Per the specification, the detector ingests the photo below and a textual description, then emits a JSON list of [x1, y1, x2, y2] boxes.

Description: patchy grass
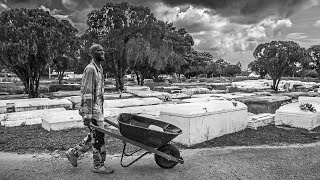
[[178, 125, 320, 149], [0, 124, 134, 155], [1, 124, 320, 155]]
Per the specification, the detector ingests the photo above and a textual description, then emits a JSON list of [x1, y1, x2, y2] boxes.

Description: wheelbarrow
[[89, 113, 184, 169]]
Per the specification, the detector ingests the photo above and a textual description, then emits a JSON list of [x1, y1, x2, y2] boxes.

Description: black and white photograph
[[1, 0, 320, 179]]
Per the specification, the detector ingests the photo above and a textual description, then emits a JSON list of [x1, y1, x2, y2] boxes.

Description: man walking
[[65, 44, 114, 174]]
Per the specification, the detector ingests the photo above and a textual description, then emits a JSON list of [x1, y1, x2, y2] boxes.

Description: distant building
[[248, 72, 260, 78]]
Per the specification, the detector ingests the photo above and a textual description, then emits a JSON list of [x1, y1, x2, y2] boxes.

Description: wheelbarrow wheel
[[154, 144, 180, 169]]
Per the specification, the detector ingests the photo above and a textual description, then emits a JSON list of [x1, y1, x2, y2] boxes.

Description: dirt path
[[2, 144, 320, 180]]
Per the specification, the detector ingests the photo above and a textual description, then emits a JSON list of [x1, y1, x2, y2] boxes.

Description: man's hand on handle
[[83, 118, 91, 126]]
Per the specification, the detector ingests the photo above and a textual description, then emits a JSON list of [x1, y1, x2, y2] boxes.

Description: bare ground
[[1, 124, 320, 155]]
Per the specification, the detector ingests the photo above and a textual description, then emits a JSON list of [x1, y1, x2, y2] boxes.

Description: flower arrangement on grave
[[299, 103, 317, 112]]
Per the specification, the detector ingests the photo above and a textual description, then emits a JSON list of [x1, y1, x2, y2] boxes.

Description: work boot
[[91, 165, 114, 174], [65, 148, 78, 167]]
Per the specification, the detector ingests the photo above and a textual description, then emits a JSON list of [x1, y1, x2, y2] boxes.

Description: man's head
[[89, 44, 105, 62]]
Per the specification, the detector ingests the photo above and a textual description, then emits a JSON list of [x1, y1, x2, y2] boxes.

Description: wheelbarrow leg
[[122, 142, 143, 156], [120, 143, 150, 167]]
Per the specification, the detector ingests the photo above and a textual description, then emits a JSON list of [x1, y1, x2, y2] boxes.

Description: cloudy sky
[[1, 0, 320, 69]]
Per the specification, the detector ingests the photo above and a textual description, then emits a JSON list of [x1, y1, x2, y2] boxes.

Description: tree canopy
[[84, 2, 158, 90], [253, 41, 305, 91], [307, 45, 320, 79], [0, 8, 78, 97]]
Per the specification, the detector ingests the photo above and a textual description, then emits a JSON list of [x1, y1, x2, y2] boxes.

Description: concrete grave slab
[[169, 93, 191, 99], [182, 97, 225, 103], [42, 110, 84, 131], [181, 88, 210, 95], [247, 113, 275, 130], [104, 103, 179, 123], [191, 94, 217, 98], [280, 92, 308, 100], [172, 82, 207, 86], [206, 83, 232, 90], [209, 93, 253, 100], [0, 108, 66, 127], [275, 102, 320, 130], [232, 80, 272, 90], [234, 95, 292, 114], [299, 96, 320, 104], [124, 86, 150, 92], [104, 97, 163, 108], [0, 98, 50, 113], [51, 91, 81, 98], [0, 98, 50, 104], [14, 98, 72, 112], [128, 90, 170, 99], [153, 86, 181, 93], [159, 100, 248, 147], [71, 93, 134, 109], [104, 93, 134, 99]]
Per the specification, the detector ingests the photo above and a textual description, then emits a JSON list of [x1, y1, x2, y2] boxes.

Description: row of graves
[[1, 79, 320, 147]]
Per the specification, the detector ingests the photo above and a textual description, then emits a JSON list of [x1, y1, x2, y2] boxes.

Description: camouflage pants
[[72, 119, 106, 167]]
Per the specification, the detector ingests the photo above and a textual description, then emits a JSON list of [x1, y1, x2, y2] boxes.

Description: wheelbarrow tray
[[89, 113, 184, 168], [117, 113, 182, 148]]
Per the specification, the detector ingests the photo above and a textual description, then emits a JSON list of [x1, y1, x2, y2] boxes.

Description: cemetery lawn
[[1, 124, 320, 155]]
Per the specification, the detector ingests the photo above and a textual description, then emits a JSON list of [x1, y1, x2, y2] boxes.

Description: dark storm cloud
[[160, 0, 318, 24], [2, 0, 36, 9], [6, 0, 33, 4], [58, 0, 160, 10], [54, 0, 166, 34]]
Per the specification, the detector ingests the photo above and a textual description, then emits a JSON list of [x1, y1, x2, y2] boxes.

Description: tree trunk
[[272, 78, 277, 91], [275, 78, 281, 92], [58, 70, 65, 84], [114, 52, 125, 91], [115, 69, 125, 91], [135, 71, 141, 85], [141, 73, 145, 86], [23, 77, 39, 98], [153, 71, 159, 82]]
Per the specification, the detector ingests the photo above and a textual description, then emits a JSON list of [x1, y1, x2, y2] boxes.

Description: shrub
[[304, 70, 318, 78]]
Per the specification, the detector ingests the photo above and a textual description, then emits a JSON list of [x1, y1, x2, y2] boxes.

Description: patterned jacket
[[79, 60, 104, 121]]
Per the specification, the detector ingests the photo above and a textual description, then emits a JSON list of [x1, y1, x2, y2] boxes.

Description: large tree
[[307, 45, 320, 79], [0, 8, 79, 97], [253, 41, 305, 91], [85, 2, 157, 91], [126, 22, 195, 82], [51, 20, 80, 84], [183, 50, 212, 78], [126, 21, 171, 85], [165, 24, 194, 77]]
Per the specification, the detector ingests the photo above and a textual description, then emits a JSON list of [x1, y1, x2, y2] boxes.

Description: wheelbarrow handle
[[104, 117, 119, 129]]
